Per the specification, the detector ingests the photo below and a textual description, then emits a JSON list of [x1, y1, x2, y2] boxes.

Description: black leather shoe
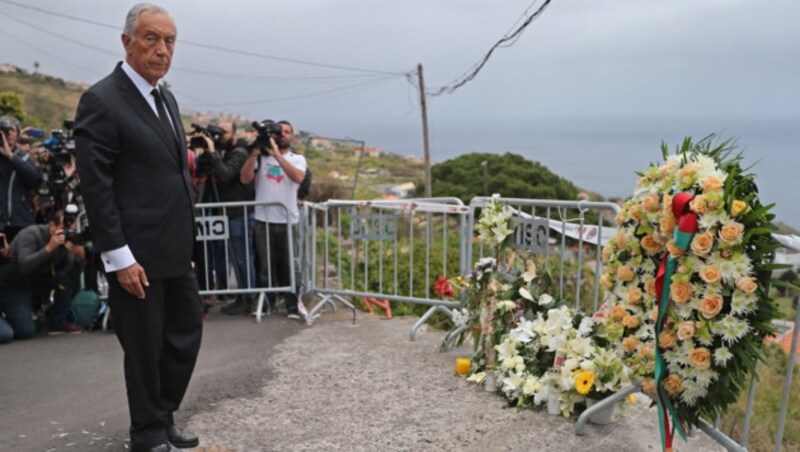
[[167, 425, 199, 449], [221, 299, 249, 316]]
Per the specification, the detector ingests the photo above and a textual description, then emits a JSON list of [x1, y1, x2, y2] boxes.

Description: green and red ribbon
[[653, 191, 695, 451]]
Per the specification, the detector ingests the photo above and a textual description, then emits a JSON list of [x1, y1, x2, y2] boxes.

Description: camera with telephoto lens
[[38, 120, 76, 202], [0, 117, 15, 146], [251, 119, 283, 156], [189, 123, 227, 179]]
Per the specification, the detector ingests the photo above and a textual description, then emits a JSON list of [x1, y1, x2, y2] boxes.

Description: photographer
[[0, 115, 41, 242], [194, 121, 256, 315], [0, 209, 84, 341], [240, 120, 306, 319]]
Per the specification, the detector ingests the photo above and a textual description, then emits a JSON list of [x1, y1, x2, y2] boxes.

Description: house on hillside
[[766, 320, 799, 358]]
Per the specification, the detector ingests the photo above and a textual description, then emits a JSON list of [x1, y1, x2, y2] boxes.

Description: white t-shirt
[[253, 151, 307, 224]]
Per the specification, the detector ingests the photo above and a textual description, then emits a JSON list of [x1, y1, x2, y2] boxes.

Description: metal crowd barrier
[[194, 200, 296, 322], [302, 198, 470, 337]]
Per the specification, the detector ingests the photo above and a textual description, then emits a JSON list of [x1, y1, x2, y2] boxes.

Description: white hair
[[123, 3, 170, 36]]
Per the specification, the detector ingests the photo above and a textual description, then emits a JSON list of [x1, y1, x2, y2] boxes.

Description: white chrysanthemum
[[694, 369, 719, 389], [692, 154, 721, 175], [641, 259, 657, 274], [664, 350, 683, 366], [712, 315, 751, 345], [695, 323, 715, 346], [731, 291, 758, 315], [718, 259, 741, 284], [699, 210, 732, 229], [674, 301, 694, 320], [714, 347, 733, 367], [667, 360, 682, 374], [681, 379, 707, 407]]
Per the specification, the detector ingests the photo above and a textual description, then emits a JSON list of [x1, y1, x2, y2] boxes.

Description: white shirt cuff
[[101, 246, 136, 272]]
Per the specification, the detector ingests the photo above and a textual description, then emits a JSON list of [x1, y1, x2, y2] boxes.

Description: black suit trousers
[[108, 270, 203, 447]]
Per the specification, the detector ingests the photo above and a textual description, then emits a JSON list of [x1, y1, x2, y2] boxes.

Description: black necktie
[[151, 88, 180, 159], [151, 88, 177, 139]]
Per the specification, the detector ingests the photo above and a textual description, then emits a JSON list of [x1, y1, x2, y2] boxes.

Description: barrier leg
[[697, 419, 747, 452], [305, 294, 357, 325], [442, 324, 469, 350], [410, 306, 452, 342], [254, 292, 265, 324], [575, 383, 639, 436]]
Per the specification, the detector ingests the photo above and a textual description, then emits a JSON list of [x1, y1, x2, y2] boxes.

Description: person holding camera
[[198, 121, 257, 316], [1, 115, 42, 243], [240, 120, 306, 319], [0, 209, 85, 342]]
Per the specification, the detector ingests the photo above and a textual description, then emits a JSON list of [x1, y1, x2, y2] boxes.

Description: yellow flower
[[627, 394, 637, 404], [731, 200, 748, 217], [575, 370, 596, 395]]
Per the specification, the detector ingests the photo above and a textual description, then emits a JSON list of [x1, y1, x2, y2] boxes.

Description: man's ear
[[121, 33, 131, 52]]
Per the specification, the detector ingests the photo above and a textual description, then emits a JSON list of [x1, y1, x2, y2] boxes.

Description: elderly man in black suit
[[74, 4, 202, 452]]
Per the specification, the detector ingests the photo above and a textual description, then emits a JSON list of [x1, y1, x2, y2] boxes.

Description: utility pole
[[417, 63, 432, 198]]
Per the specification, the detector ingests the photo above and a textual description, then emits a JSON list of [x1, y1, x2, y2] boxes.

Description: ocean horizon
[[363, 117, 799, 229]]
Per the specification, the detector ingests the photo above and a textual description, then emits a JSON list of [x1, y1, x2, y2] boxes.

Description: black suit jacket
[[75, 62, 195, 279]]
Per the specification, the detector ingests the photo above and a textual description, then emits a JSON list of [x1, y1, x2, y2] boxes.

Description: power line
[[427, 0, 551, 97], [180, 74, 401, 108], [0, 9, 401, 85], [0, 29, 98, 75], [0, 0, 408, 76]]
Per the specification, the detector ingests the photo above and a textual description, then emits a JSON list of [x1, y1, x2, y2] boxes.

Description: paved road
[[0, 309, 301, 451]]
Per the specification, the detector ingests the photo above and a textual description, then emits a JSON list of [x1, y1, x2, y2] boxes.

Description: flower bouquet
[[597, 136, 781, 449]]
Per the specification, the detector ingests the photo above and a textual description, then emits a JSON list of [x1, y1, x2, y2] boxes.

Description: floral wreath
[[597, 136, 780, 450]]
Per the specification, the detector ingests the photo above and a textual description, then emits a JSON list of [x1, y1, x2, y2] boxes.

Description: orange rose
[[720, 222, 744, 245], [626, 287, 644, 305], [649, 307, 659, 322], [611, 306, 626, 321], [622, 335, 640, 353], [690, 195, 709, 215], [667, 240, 684, 258], [688, 347, 712, 370], [622, 315, 640, 329], [663, 374, 684, 396], [691, 232, 714, 256], [629, 204, 644, 223], [660, 214, 676, 234], [676, 321, 696, 341], [638, 341, 654, 359], [679, 163, 698, 180], [642, 194, 660, 213], [698, 293, 724, 319], [602, 246, 613, 263], [600, 273, 613, 290], [703, 176, 723, 192], [670, 280, 693, 304], [644, 278, 657, 296], [640, 235, 663, 255], [641, 378, 657, 395], [658, 330, 677, 349], [615, 210, 627, 226], [617, 265, 635, 283], [736, 276, 758, 294], [662, 194, 673, 215], [731, 200, 748, 217], [699, 265, 722, 284]]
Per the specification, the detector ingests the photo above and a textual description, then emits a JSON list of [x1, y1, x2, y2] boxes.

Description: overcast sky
[[1, 0, 799, 223]]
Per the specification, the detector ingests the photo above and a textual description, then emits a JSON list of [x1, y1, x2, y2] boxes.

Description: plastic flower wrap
[[597, 136, 780, 437]]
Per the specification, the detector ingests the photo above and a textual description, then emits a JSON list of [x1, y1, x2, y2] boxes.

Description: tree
[[416, 152, 579, 202], [0, 91, 26, 122]]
